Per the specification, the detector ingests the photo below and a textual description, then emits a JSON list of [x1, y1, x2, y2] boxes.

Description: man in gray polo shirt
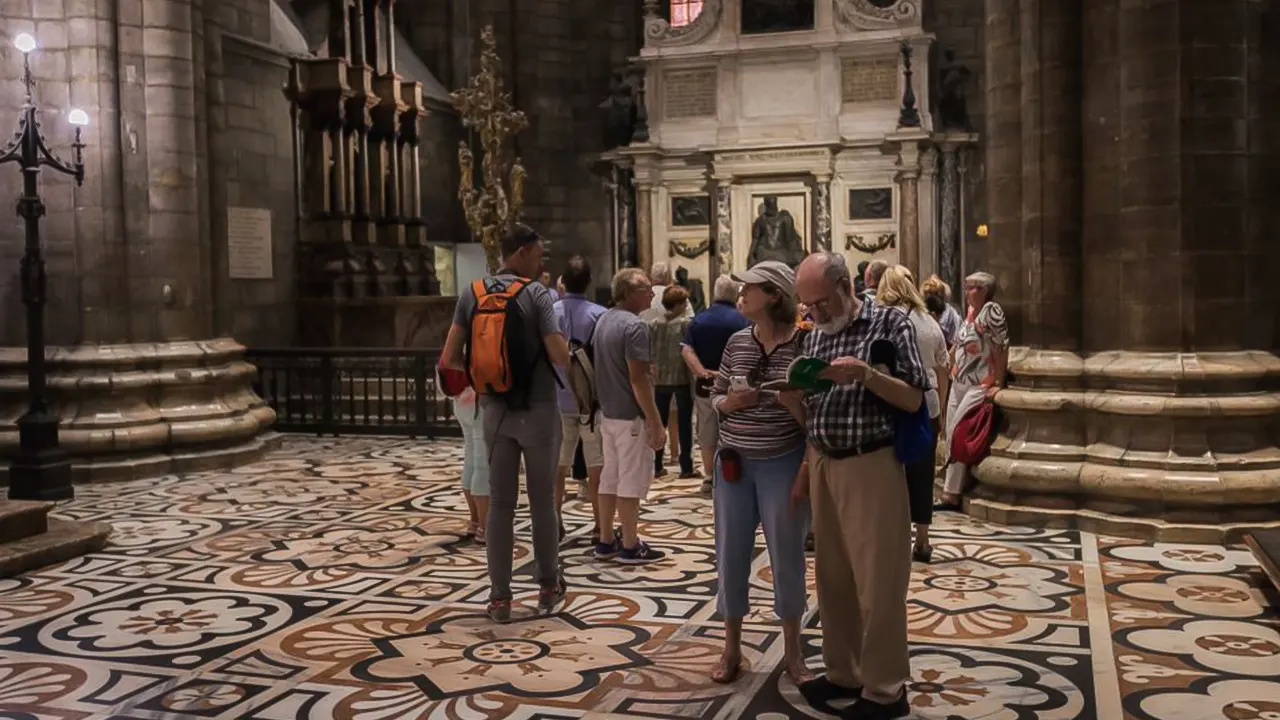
[[442, 224, 571, 623], [592, 267, 667, 564]]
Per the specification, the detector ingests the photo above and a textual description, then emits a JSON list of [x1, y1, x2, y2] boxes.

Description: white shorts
[[599, 416, 655, 499], [694, 395, 718, 451], [559, 413, 604, 468]]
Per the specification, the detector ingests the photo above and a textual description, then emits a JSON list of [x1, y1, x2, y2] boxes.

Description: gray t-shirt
[[452, 273, 561, 408], [592, 307, 651, 420]]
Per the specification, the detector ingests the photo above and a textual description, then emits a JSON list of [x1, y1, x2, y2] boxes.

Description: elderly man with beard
[[786, 252, 928, 720]]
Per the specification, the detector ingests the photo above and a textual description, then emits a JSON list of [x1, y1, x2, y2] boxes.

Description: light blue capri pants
[[714, 444, 810, 620], [452, 397, 490, 497]]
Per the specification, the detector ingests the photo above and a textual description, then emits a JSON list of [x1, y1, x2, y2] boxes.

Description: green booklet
[[760, 356, 834, 393]]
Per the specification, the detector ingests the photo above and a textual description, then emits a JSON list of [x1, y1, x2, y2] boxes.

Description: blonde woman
[[920, 274, 963, 347], [876, 266, 949, 562]]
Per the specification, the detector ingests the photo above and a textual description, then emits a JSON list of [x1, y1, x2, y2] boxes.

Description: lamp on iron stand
[[1, 32, 88, 502]]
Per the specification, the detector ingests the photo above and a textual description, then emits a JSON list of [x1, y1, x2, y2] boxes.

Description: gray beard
[[816, 315, 851, 335]]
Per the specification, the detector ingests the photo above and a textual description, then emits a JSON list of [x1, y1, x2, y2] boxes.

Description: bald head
[[797, 252, 851, 291]]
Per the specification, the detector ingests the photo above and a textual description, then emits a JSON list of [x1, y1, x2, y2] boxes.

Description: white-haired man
[[643, 262, 692, 322], [680, 274, 749, 495], [789, 252, 929, 720]]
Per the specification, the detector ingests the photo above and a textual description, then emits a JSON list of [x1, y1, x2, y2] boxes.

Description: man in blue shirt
[[553, 255, 608, 542], [680, 274, 750, 495]]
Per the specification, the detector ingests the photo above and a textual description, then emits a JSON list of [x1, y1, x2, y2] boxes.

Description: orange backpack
[[465, 275, 538, 409]]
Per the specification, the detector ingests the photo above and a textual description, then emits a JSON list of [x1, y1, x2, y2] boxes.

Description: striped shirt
[[711, 327, 807, 459]]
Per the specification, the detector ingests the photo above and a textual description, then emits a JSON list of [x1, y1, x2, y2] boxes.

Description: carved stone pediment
[[833, 0, 921, 32], [646, 0, 724, 47]]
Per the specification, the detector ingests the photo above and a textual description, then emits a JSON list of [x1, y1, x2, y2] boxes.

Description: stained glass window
[[670, 0, 704, 27]]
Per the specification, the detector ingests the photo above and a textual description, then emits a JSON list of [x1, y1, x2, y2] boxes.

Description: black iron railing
[[246, 348, 460, 438]]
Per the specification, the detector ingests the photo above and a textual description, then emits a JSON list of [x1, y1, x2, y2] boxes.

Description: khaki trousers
[[810, 445, 912, 704]]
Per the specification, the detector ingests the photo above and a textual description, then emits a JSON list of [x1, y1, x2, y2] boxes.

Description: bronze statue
[[599, 69, 638, 149], [748, 196, 805, 268], [675, 266, 706, 313], [937, 49, 972, 132]]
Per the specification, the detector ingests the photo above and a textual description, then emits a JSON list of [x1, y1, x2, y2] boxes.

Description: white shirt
[[907, 308, 949, 418]]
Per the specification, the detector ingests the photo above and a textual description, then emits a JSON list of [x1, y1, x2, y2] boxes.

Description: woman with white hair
[[936, 271, 1008, 511]]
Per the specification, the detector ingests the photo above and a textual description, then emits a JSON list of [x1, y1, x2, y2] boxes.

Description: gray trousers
[[481, 400, 564, 601]]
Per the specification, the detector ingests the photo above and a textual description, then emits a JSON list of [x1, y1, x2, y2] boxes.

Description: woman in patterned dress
[[936, 271, 1008, 511]]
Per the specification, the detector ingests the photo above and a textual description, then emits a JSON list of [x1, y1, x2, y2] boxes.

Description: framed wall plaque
[[848, 187, 893, 221], [671, 194, 712, 227]]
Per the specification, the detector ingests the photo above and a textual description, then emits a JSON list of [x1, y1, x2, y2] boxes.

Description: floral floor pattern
[[0, 435, 1277, 719]]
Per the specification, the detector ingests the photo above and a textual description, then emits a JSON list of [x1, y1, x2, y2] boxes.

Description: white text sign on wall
[[227, 207, 273, 279]]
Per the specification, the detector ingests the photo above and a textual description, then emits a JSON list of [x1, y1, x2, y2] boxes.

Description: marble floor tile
[[0, 435, 1276, 719]]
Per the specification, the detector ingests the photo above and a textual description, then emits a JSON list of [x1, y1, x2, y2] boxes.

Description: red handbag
[[436, 359, 469, 398], [951, 400, 997, 465]]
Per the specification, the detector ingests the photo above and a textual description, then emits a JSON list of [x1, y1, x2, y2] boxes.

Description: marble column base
[[970, 349, 1280, 543], [0, 339, 278, 484]]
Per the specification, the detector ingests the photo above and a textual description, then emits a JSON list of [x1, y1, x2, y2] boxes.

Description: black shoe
[[932, 501, 961, 512], [798, 675, 861, 711], [839, 691, 909, 720], [679, 470, 699, 479], [537, 574, 567, 613], [617, 541, 666, 564], [913, 545, 933, 563]]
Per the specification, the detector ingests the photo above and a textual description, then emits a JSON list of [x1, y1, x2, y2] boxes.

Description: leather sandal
[[710, 655, 744, 684]]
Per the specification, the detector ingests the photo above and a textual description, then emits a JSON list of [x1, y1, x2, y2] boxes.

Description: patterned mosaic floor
[[0, 436, 1277, 720]]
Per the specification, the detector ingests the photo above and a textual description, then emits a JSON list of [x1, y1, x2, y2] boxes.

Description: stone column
[[0, 0, 275, 484], [1017, 0, 1082, 350], [983, 0, 1024, 329], [892, 140, 923, 278], [635, 183, 654, 272], [971, 0, 1280, 542], [937, 143, 962, 292], [812, 176, 832, 253], [713, 179, 733, 274]]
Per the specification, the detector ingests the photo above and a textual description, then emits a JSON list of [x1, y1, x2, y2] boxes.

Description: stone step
[[1244, 530, 1280, 594], [0, 500, 53, 545], [0, 518, 111, 579]]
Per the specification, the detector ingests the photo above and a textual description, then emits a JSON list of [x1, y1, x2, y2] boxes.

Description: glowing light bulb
[[13, 33, 36, 54], [68, 109, 89, 126]]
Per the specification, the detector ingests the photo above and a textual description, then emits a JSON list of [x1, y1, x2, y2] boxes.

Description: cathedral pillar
[[812, 175, 833, 254], [982, 0, 1024, 329], [971, 0, 1280, 542], [0, 0, 275, 484], [892, 141, 923, 279], [635, 183, 654, 273], [713, 179, 733, 275]]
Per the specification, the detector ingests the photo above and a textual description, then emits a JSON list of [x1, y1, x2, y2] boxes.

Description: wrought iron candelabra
[[0, 33, 88, 501]]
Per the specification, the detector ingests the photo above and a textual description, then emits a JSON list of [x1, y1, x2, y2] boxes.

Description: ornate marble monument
[[604, 0, 978, 294]]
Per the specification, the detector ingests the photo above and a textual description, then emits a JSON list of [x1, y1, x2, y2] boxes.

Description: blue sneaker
[[617, 541, 666, 565]]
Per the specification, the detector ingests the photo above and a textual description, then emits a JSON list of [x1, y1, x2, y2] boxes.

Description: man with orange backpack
[[441, 224, 572, 623]]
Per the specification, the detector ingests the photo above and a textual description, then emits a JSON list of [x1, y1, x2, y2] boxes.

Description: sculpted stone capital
[[833, 0, 922, 32]]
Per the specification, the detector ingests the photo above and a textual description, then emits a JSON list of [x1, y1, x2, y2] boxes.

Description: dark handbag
[[869, 339, 936, 466], [695, 376, 714, 398]]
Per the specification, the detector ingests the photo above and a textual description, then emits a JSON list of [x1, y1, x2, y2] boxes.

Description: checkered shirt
[[803, 299, 931, 455]]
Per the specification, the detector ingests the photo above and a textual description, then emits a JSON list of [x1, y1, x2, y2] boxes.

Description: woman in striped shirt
[[709, 260, 812, 686]]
